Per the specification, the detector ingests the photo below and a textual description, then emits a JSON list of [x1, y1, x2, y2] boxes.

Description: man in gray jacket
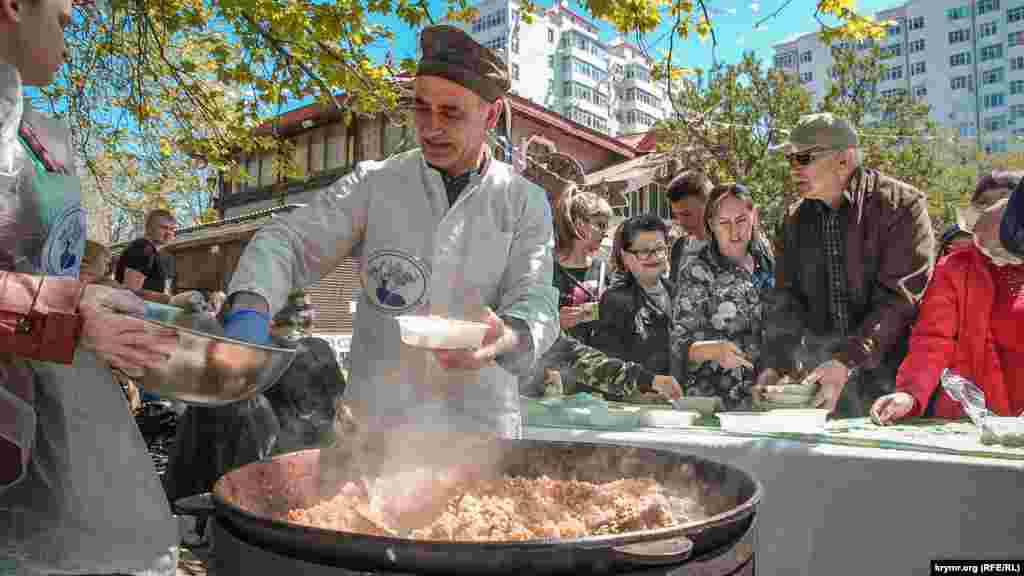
[[222, 25, 558, 438]]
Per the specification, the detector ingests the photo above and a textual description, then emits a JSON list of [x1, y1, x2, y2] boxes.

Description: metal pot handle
[[611, 535, 694, 565], [174, 492, 215, 517]]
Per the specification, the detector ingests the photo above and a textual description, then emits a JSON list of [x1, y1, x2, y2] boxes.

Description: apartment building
[[773, 0, 1024, 153], [454, 0, 671, 137]]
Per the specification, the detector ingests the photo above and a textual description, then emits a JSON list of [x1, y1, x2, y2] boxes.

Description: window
[[880, 88, 907, 99], [483, 35, 507, 51], [908, 16, 924, 30], [471, 10, 507, 33], [511, 32, 519, 54], [909, 38, 926, 53], [1013, 56, 1024, 70], [624, 87, 660, 107], [1011, 6, 1024, 23], [625, 63, 651, 82], [623, 109, 658, 128], [977, 0, 999, 16], [564, 56, 606, 82], [960, 123, 977, 137], [800, 51, 813, 64], [564, 82, 609, 107], [951, 52, 972, 66], [984, 93, 1006, 108], [882, 65, 903, 81], [1011, 104, 1024, 119], [1012, 80, 1024, 94], [548, 28, 555, 43], [951, 75, 972, 90], [548, 55, 554, 68], [947, 5, 969, 20], [949, 29, 971, 43], [567, 107, 609, 133], [883, 43, 902, 58], [913, 85, 928, 98], [910, 61, 926, 76], [984, 67, 1006, 84], [981, 21, 999, 38], [981, 43, 1004, 61], [512, 63, 519, 81], [774, 52, 796, 68], [800, 71, 813, 83], [984, 116, 1006, 131], [1010, 31, 1024, 47], [888, 24, 901, 36]]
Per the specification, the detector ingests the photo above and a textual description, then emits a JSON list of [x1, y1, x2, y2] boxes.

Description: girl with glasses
[[590, 214, 676, 384], [670, 184, 775, 410]]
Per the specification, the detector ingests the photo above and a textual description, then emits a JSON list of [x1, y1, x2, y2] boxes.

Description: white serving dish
[[983, 416, 1024, 436], [639, 409, 701, 428], [395, 315, 490, 350], [718, 409, 828, 435]]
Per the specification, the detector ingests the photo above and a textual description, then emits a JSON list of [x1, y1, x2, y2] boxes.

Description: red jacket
[[897, 246, 1019, 418]]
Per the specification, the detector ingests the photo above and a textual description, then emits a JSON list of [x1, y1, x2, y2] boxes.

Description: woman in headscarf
[[670, 184, 775, 410], [873, 171, 1024, 424]]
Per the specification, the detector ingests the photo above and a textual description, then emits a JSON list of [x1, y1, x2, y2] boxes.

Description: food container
[[717, 409, 828, 435], [395, 315, 490, 350], [133, 319, 296, 406], [143, 301, 185, 323], [980, 417, 1024, 447], [670, 397, 722, 416], [639, 409, 701, 428]]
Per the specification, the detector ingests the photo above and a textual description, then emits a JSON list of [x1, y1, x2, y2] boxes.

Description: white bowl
[[395, 315, 490, 350], [639, 409, 700, 428], [718, 409, 828, 435]]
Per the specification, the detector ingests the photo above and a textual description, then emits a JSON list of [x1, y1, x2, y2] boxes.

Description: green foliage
[[656, 52, 812, 234]]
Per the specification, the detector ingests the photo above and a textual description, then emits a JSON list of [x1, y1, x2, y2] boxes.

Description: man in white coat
[[222, 25, 559, 439]]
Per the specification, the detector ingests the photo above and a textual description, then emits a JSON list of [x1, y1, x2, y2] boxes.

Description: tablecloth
[[524, 423, 1024, 576]]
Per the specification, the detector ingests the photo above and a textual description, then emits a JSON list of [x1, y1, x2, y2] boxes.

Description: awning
[[583, 152, 673, 188]]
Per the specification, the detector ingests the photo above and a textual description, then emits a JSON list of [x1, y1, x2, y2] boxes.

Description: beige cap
[[770, 113, 859, 154]]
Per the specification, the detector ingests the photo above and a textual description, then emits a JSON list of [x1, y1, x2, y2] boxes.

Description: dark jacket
[[761, 167, 935, 414], [670, 242, 773, 411], [592, 274, 676, 377]]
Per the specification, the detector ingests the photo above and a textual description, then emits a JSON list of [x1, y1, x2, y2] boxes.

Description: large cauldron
[[176, 440, 762, 575]]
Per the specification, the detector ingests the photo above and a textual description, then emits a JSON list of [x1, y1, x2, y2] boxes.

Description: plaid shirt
[[819, 202, 850, 337]]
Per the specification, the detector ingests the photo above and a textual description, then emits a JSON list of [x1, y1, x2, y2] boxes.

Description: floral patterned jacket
[[670, 242, 774, 410]]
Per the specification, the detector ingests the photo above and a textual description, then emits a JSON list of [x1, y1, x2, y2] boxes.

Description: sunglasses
[[786, 149, 833, 167]]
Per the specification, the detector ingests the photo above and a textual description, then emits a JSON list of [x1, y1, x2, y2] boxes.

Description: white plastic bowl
[[395, 315, 490, 350], [718, 409, 828, 435], [639, 409, 700, 428]]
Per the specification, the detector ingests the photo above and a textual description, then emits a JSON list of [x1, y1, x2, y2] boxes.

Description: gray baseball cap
[[770, 113, 859, 154]]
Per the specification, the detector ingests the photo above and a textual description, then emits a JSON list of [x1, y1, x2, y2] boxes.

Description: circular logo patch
[[362, 250, 430, 315], [43, 206, 86, 276]]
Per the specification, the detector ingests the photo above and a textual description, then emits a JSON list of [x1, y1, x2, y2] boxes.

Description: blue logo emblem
[[43, 206, 85, 276], [363, 250, 429, 314]]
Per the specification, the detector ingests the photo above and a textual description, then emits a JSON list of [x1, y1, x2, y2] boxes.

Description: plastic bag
[[939, 368, 991, 426]]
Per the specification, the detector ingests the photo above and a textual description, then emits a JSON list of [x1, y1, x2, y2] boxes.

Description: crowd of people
[[529, 112, 1023, 424], [3, 7, 1024, 573]]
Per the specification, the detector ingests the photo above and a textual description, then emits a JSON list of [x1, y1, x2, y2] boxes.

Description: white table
[[524, 426, 1024, 576]]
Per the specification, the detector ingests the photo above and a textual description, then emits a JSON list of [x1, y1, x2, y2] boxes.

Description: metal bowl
[[134, 319, 297, 406]]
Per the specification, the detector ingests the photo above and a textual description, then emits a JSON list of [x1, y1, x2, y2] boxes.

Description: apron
[[0, 122, 178, 575]]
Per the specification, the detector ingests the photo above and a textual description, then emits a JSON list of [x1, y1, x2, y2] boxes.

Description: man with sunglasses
[[755, 113, 934, 418]]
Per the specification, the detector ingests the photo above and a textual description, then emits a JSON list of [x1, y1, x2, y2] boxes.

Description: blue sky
[[364, 0, 905, 71]]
